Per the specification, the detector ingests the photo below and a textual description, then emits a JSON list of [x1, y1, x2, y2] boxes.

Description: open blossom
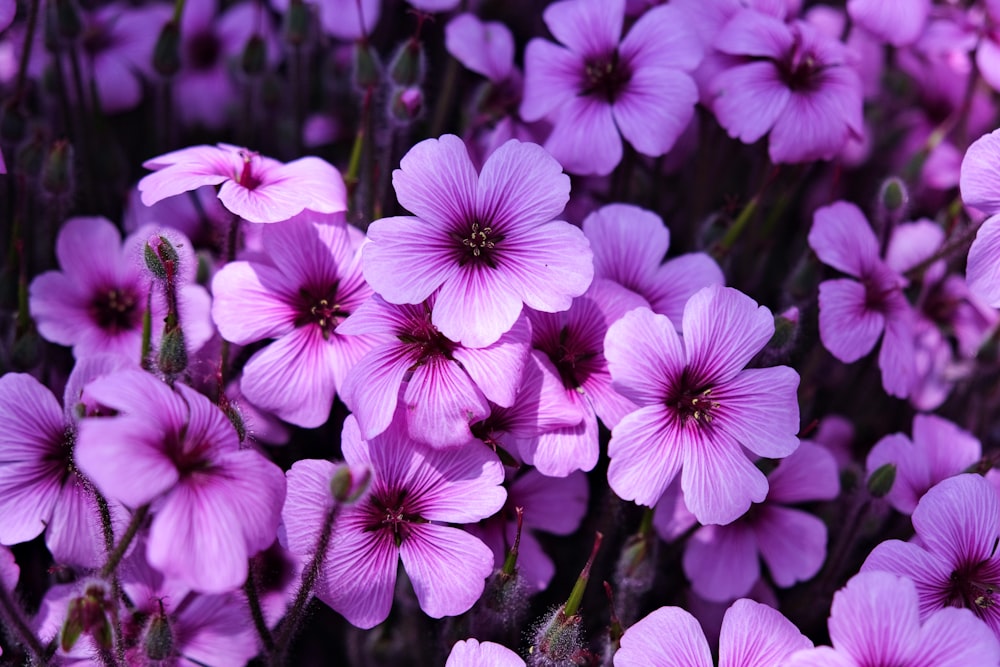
[[447, 638, 524, 667], [808, 201, 917, 398], [279, 417, 506, 629], [338, 294, 531, 448], [861, 474, 1000, 638], [211, 212, 373, 428], [705, 9, 864, 163], [520, 0, 700, 175], [606, 285, 800, 525], [615, 598, 811, 667], [847, 0, 930, 47], [961, 129, 1000, 308], [76, 370, 286, 593], [784, 571, 1000, 667], [138, 143, 348, 223], [364, 135, 592, 348], [866, 414, 981, 515], [29, 217, 212, 362]]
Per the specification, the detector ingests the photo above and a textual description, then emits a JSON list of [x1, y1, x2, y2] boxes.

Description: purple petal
[[393, 135, 478, 227], [543, 96, 622, 176], [543, 0, 623, 58], [606, 308, 684, 405], [860, 540, 953, 619], [684, 523, 760, 602], [878, 310, 916, 398], [755, 506, 827, 588], [716, 9, 794, 59], [615, 606, 712, 667], [646, 254, 725, 326], [710, 61, 788, 144], [445, 14, 514, 82], [614, 67, 697, 158], [363, 216, 458, 305], [452, 314, 530, 407], [404, 356, 490, 447], [913, 606, 1000, 667], [768, 73, 862, 163], [961, 129, 1000, 215], [274, 156, 347, 215], [446, 638, 525, 667], [211, 262, 297, 343], [45, 478, 113, 568], [827, 572, 921, 664], [912, 473, 1000, 568], [681, 430, 768, 525], [279, 459, 336, 558], [433, 266, 526, 349], [619, 4, 703, 72], [477, 139, 570, 233], [520, 39, 584, 122], [683, 285, 774, 386], [817, 279, 884, 362], [608, 405, 685, 507], [767, 442, 840, 504], [583, 204, 670, 292], [808, 201, 881, 278], [847, 0, 929, 47], [400, 524, 494, 618], [967, 215, 1000, 308], [340, 343, 411, 441], [719, 598, 812, 667], [499, 221, 594, 314], [712, 367, 799, 459], [138, 147, 233, 206], [885, 220, 945, 275], [525, 396, 598, 477], [511, 469, 589, 535]]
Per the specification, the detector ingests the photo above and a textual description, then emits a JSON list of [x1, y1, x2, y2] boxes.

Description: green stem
[[0, 583, 49, 666], [563, 532, 602, 619], [244, 559, 276, 658], [100, 504, 150, 579], [429, 57, 460, 138], [12, 0, 41, 103]]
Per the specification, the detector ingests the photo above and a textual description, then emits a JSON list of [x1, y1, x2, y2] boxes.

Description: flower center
[[398, 305, 455, 367], [548, 325, 598, 391], [90, 288, 139, 333], [581, 51, 632, 103], [296, 283, 349, 340], [778, 30, 822, 92], [669, 378, 719, 426], [949, 549, 1000, 618], [237, 150, 262, 190], [367, 491, 424, 546]]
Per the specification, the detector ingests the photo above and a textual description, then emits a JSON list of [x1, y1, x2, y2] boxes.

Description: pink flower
[[705, 9, 864, 163], [279, 417, 506, 628], [339, 294, 531, 448], [784, 571, 999, 666], [138, 143, 348, 223], [76, 370, 286, 593], [520, 0, 700, 175], [961, 129, 1000, 308], [605, 285, 800, 525], [211, 212, 373, 428], [364, 135, 592, 348], [866, 414, 981, 515], [808, 201, 917, 398], [29, 217, 212, 362], [861, 474, 1000, 638], [615, 598, 811, 667]]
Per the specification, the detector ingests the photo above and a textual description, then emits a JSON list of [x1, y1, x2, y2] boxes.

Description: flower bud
[[878, 177, 909, 222], [144, 235, 180, 283], [867, 463, 897, 498], [153, 20, 181, 77], [242, 34, 267, 77], [388, 39, 425, 87], [389, 86, 423, 125], [62, 582, 113, 652], [41, 140, 73, 196], [352, 41, 382, 91], [143, 603, 174, 661], [329, 463, 371, 504], [157, 327, 188, 376]]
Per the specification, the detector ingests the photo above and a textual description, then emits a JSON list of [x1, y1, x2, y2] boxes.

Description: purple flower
[[866, 414, 981, 515], [961, 129, 1000, 308], [445, 13, 515, 83], [705, 9, 863, 163], [520, 0, 700, 175], [211, 213, 373, 428], [76, 370, 286, 593], [614, 598, 811, 666], [270, 0, 379, 41], [138, 143, 348, 224], [605, 285, 800, 525], [582, 203, 724, 326], [784, 571, 1000, 667], [279, 417, 506, 628], [364, 135, 592, 348], [467, 469, 588, 591], [29, 217, 212, 362], [339, 294, 531, 448], [808, 201, 917, 398], [847, 0, 930, 47], [447, 638, 524, 667], [663, 442, 839, 602], [861, 474, 1000, 637]]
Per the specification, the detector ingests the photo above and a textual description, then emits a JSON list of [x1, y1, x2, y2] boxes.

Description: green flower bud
[[867, 463, 897, 498]]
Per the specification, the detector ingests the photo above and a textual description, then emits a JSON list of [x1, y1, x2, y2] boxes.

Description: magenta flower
[[861, 474, 1000, 637], [525, 279, 646, 476], [847, 0, 929, 47], [866, 414, 981, 516], [784, 571, 999, 667], [364, 135, 592, 348], [279, 417, 506, 628], [339, 293, 531, 448], [520, 0, 700, 175], [582, 203, 724, 326], [211, 213, 373, 428], [808, 201, 917, 398], [138, 143, 348, 224], [605, 285, 800, 525], [705, 9, 864, 163], [614, 598, 811, 667], [467, 469, 588, 591], [76, 370, 286, 593], [445, 13, 514, 83], [447, 638, 524, 667], [961, 129, 1000, 308], [29, 217, 212, 362], [670, 442, 839, 602]]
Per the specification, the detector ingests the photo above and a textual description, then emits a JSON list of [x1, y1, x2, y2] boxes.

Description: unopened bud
[[157, 327, 188, 376], [867, 463, 897, 498], [220, 395, 247, 443], [242, 34, 267, 77], [329, 464, 371, 504], [389, 86, 423, 124], [284, 0, 311, 46], [143, 604, 174, 660], [41, 140, 73, 196], [388, 39, 425, 87], [153, 21, 181, 77], [144, 235, 180, 282], [62, 583, 113, 652], [352, 41, 381, 91], [879, 177, 908, 220]]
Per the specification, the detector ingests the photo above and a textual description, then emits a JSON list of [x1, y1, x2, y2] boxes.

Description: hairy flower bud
[[388, 39, 425, 87], [389, 86, 423, 125], [143, 604, 174, 661], [157, 327, 188, 376], [352, 41, 381, 91], [867, 462, 897, 498], [62, 582, 113, 652], [329, 463, 371, 504]]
